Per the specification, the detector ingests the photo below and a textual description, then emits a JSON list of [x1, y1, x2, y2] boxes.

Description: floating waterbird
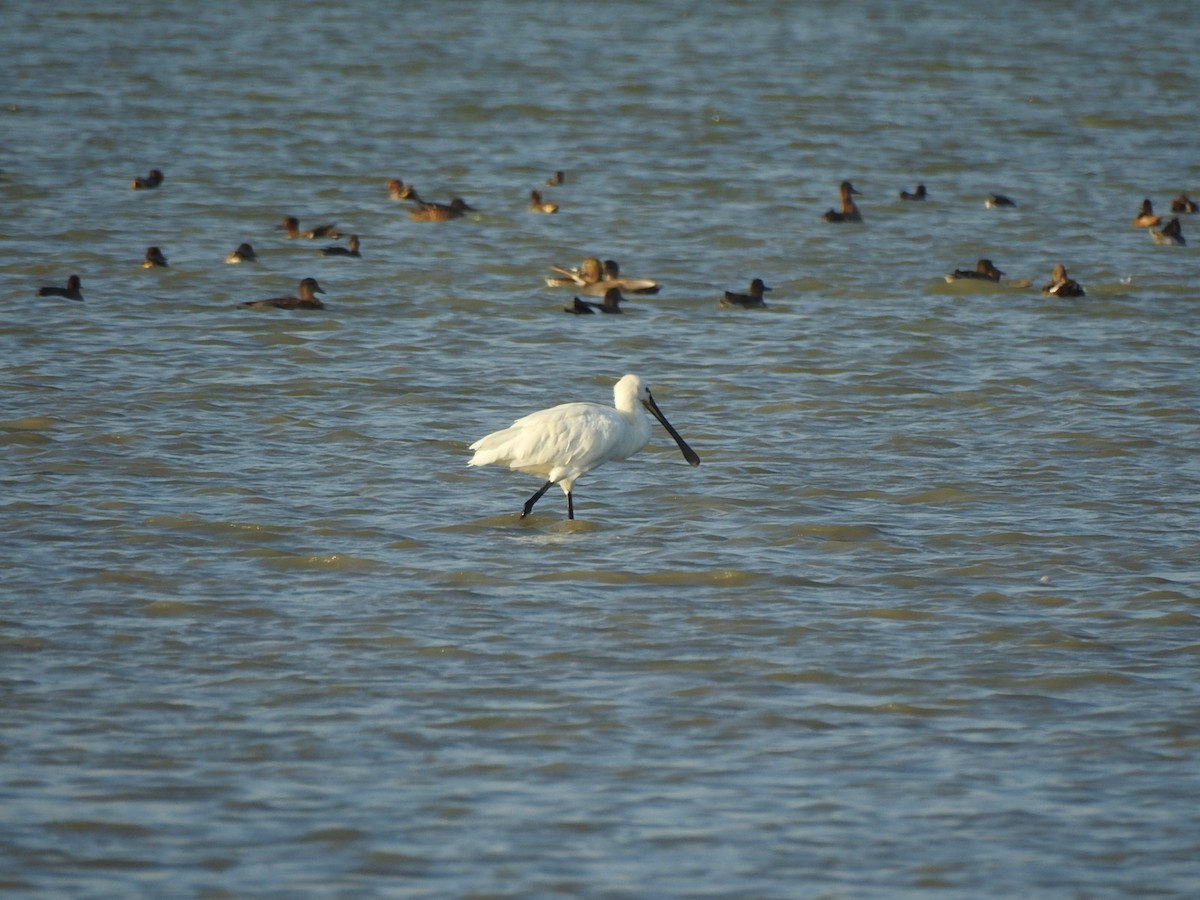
[[278, 216, 339, 239], [720, 278, 772, 308], [565, 288, 623, 314], [390, 181, 424, 202], [1132, 199, 1161, 228], [1151, 217, 1185, 245], [225, 243, 257, 264], [408, 197, 474, 222], [823, 181, 863, 222], [131, 168, 163, 190], [528, 190, 558, 213], [945, 259, 1004, 283], [985, 193, 1016, 208], [321, 234, 361, 257], [589, 259, 659, 295], [546, 170, 565, 186], [1170, 193, 1198, 214], [545, 257, 603, 288], [468, 373, 700, 520], [141, 246, 168, 268], [1041, 264, 1085, 298], [37, 274, 83, 301], [545, 257, 659, 295], [899, 184, 927, 201], [241, 277, 326, 310]]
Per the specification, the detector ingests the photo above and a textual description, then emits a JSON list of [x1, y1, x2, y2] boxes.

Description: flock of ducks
[[385, 179, 477, 221], [29, 166, 1194, 520], [1131, 195, 1193, 247], [821, 181, 1191, 302], [34, 168, 1193, 312], [544, 255, 661, 313]]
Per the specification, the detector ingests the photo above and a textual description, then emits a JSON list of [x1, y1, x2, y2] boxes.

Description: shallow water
[[3, 1, 1200, 897]]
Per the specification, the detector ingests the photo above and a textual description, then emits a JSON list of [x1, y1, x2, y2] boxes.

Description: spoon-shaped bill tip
[[643, 395, 700, 467]]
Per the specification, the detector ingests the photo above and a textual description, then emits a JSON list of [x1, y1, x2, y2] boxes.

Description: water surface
[[3, 1, 1199, 896]]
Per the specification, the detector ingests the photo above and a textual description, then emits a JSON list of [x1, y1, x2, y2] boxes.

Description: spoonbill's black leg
[[521, 481, 553, 518], [567, 492, 574, 520]]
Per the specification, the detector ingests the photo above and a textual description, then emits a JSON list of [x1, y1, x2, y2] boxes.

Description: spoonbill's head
[[615, 375, 701, 468]]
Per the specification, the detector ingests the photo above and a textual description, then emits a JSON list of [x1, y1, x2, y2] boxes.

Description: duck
[[586, 259, 659, 295], [1131, 199, 1161, 228], [391, 183, 423, 202], [277, 216, 340, 240], [242, 277, 326, 310], [528, 190, 558, 213], [545, 256, 604, 288], [408, 197, 474, 222], [565, 288, 623, 314], [37, 274, 83, 301], [945, 259, 1004, 283], [985, 193, 1016, 208], [225, 243, 257, 264], [130, 168, 163, 190], [1151, 217, 1185, 245], [545, 258, 659, 296], [1170, 193, 1198, 214], [321, 234, 361, 257], [823, 181, 863, 222], [1041, 264, 1085, 298], [141, 246, 169, 268], [546, 170, 565, 186], [899, 184, 927, 201], [720, 278, 772, 309]]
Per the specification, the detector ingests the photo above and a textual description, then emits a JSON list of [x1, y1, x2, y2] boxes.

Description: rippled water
[[3, 1, 1200, 896]]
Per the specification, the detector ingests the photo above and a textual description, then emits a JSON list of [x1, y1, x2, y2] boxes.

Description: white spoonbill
[[468, 373, 701, 520]]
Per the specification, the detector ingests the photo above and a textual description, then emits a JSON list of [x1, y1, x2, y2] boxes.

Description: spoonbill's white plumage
[[468, 373, 700, 520]]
